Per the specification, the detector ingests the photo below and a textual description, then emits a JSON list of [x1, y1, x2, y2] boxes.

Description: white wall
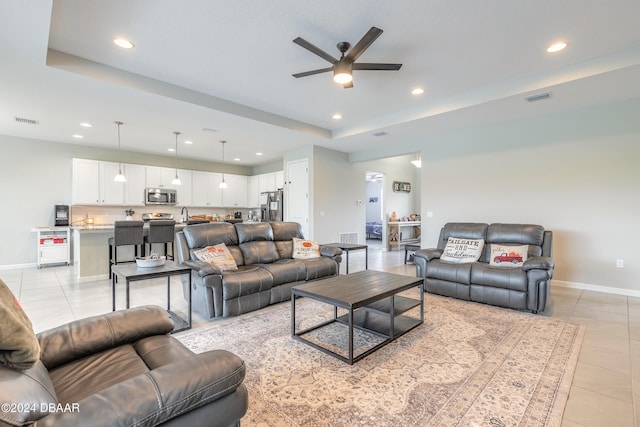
[[0, 135, 251, 267], [419, 98, 640, 292]]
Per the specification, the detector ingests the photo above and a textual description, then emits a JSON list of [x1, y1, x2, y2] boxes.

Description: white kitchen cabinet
[[72, 159, 124, 205], [247, 175, 260, 208], [222, 174, 248, 207], [192, 171, 223, 207], [258, 172, 276, 193], [32, 227, 70, 267], [174, 169, 193, 206], [123, 164, 147, 206], [275, 170, 285, 190], [145, 166, 179, 189]]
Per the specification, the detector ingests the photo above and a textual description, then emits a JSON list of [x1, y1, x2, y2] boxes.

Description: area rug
[[176, 290, 584, 427]]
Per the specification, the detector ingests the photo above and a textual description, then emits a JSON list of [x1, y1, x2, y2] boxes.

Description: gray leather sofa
[[176, 221, 342, 318], [414, 223, 554, 313], [0, 305, 247, 427]]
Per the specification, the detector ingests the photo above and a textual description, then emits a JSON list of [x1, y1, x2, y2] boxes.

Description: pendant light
[[171, 131, 182, 185], [219, 140, 228, 189], [113, 121, 126, 182]]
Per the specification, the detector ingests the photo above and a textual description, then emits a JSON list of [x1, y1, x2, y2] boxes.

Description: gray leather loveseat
[[176, 221, 342, 318], [414, 223, 554, 313]]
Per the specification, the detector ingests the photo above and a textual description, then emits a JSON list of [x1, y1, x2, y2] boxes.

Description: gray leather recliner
[[414, 223, 554, 313], [0, 305, 248, 427]]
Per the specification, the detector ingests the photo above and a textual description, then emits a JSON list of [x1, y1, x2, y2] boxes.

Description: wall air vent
[[525, 92, 552, 102], [15, 117, 39, 125]]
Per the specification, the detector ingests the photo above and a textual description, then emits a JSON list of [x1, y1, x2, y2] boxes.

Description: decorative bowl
[[135, 256, 166, 268]]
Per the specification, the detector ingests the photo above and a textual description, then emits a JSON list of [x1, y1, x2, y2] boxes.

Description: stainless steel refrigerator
[[260, 190, 283, 222]]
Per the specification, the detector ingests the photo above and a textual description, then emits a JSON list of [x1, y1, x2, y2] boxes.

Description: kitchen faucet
[[181, 206, 189, 223]]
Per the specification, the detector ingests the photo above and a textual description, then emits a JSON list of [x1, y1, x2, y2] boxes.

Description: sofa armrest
[[0, 361, 57, 427], [37, 350, 246, 427], [522, 256, 555, 272], [183, 259, 223, 276], [320, 245, 343, 258], [37, 306, 174, 370], [414, 248, 443, 262]]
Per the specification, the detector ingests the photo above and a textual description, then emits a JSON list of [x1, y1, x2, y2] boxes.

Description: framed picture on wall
[[393, 181, 411, 193]]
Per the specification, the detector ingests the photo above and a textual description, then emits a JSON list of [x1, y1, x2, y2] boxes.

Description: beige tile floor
[[2, 241, 637, 426]]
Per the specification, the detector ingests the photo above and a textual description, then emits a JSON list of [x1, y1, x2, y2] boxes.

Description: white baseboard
[[0, 262, 38, 270], [553, 279, 640, 298]]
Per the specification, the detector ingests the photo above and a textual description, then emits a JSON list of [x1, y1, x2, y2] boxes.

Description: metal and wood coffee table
[[291, 270, 424, 364], [111, 261, 192, 333]]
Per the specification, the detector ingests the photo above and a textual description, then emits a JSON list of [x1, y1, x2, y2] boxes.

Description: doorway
[[365, 172, 384, 250]]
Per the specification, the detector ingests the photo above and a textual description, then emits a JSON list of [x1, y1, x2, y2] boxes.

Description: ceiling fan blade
[[293, 37, 338, 64], [343, 81, 354, 89], [292, 67, 333, 78], [344, 27, 383, 63], [352, 63, 402, 71]]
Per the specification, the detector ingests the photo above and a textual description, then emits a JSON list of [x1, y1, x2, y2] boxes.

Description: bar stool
[[144, 220, 176, 260], [404, 243, 421, 264], [109, 220, 144, 278]]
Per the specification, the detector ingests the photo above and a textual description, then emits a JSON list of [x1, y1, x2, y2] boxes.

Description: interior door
[[286, 158, 310, 239]]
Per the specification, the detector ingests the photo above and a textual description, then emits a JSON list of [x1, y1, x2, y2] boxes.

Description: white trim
[[0, 263, 38, 270], [553, 279, 640, 298]]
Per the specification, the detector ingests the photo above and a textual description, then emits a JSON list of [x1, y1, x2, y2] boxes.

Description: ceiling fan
[[292, 26, 402, 88]]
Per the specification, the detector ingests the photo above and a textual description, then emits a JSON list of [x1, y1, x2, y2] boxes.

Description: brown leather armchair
[[0, 302, 247, 427]]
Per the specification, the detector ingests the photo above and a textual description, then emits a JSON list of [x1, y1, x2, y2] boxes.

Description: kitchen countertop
[[72, 223, 189, 232]]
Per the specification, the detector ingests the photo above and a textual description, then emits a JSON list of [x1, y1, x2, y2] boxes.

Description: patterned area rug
[[176, 290, 583, 427]]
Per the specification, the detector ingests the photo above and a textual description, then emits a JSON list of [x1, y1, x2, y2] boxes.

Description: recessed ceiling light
[[234, 158, 241, 161], [80, 122, 92, 127], [411, 88, 424, 95], [332, 113, 342, 120], [113, 38, 134, 49], [184, 140, 193, 144], [72, 134, 83, 139], [546, 41, 567, 53], [256, 152, 263, 156], [168, 148, 175, 152]]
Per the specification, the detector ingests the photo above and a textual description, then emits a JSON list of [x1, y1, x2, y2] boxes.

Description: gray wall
[[418, 98, 640, 293]]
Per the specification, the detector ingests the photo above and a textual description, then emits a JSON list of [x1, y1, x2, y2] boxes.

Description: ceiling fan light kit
[[293, 26, 402, 88]]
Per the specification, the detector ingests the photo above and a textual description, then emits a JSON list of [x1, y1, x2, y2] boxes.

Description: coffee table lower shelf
[[292, 277, 424, 364]]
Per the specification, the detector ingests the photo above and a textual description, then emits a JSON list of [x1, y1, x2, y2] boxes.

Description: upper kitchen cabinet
[[174, 169, 193, 206], [192, 171, 223, 207], [275, 171, 285, 190], [123, 164, 147, 206], [145, 166, 182, 190], [72, 159, 125, 205], [221, 174, 248, 207], [248, 175, 260, 208], [258, 172, 276, 194]]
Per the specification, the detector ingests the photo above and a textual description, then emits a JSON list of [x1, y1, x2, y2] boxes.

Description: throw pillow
[[440, 237, 485, 264], [194, 243, 238, 271], [489, 244, 529, 267], [292, 237, 321, 259], [0, 279, 40, 370]]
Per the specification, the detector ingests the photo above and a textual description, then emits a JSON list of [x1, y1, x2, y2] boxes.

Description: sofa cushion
[[183, 222, 238, 249], [259, 259, 307, 286], [193, 244, 238, 271], [239, 241, 280, 265], [292, 237, 321, 259], [270, 221, 305, 241], [470, 263, 528, 292], [440, 237, 484, 264], [221, 266, 274, 300], [488, 244, 528, 267], [300, 257, 339, 280], [425, 259, 472, 285], [235, 222, 273, 243]]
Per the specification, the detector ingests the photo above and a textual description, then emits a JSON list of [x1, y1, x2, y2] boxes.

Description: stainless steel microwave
[[145, 188, 177, 205]]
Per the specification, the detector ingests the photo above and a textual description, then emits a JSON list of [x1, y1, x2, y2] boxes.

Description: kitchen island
[[72, 223, 187, 281]]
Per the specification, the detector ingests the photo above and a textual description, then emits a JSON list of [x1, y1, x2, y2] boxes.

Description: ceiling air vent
[[525, 92, 551, 103], [15, 117, 39, 125], [373, 131, 388, 137]]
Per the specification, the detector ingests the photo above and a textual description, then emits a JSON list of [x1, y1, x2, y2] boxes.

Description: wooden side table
[[111, 261, 192, 333]]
